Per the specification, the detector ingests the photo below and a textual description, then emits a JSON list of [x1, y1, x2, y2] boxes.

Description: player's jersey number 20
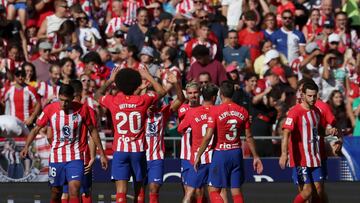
[[116, 112, 142, 134]]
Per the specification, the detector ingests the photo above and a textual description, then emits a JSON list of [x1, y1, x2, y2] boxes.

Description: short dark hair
[[220, 81, 234, 98], [192, 45, 210, 59], [115, 68, 142, 95], [297, 78, 315, 90], [201, 84, 218, 101], [70, 80, 83, 95], [125, 44, 139, 60], [302, 81, 319, 93], [244, 72, 258, 81], [199, 72, 212, 82], [82, 51, 102, 65], [227, 29, 237, 36], [59, 84, 75, 97], [267, 86, 282, 100], [164, 46, 177, 62]]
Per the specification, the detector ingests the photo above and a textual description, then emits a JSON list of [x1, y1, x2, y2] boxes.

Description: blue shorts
[[14, 2, 27, 10], [208, 149, 245, 188], [146, 160, 164, 185], [48, 160, 84, 187], [292, 166, 324, 185], [111, 151, 146, 182], [186, 163, 210, 188], [63, 171, 92, 194], [181, 159, 192, 184]]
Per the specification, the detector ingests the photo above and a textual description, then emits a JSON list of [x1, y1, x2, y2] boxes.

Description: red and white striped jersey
[[176, 0, 194, 15], [159, 65, 182, 88], [36, 102, 93, 163], [99, 92, 158, 152], [0, 58, 22, 73], [282, 104, 326, 167], [207, 102, 250, 151], [145, 104, 171, 161], [123, 0, 144, 25], [184, 38, 217, 64], [37, 81, 60, 106], [3, 85, 40, 122], [81, 102, 97, 164], [105, 17, 126, 36], [178, 103, 191, 160], [178, 105, 214, 164]]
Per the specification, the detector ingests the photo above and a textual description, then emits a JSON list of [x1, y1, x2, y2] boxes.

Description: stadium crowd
[[0, 0, 359, 202]]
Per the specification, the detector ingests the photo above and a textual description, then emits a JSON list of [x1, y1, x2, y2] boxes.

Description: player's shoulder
[[43, 102, 60, 113], [178, 103, 190, 114]]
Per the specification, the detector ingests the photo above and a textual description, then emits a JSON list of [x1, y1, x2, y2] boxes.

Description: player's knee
[[68, 183, 80, 197], [149, 184, 160, 194], [302, 185, 313, 199], [51, 187, 62, 200]]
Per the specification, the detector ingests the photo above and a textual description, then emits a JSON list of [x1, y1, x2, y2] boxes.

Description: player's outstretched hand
[[253, 157, 263, 174], [109, 66, 121, 82], [20, 146, 28, 158], [167, 72, 178, 84], [84, 158, 95, 174], [279, 154, 287, 169], [100, 154, 108, 170]]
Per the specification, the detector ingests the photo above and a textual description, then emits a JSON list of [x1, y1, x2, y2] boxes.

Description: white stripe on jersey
[[302, 115, 311, 166], [57, 110, 65, 163], [50, 114, 57, 163], [74, 113, 82, 160], [23, 89, 29, 119], [307, 111, 317, 167], [66, 112, 72, 161]]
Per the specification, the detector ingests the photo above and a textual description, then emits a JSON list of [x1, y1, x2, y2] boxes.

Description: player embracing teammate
[[95, 67, 166, 203], [280, 81, 339, 203]]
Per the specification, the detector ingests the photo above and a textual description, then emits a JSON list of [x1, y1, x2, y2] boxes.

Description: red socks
[[149, 193, 159, 203], [209, 191, 224, 203], [69, 198, 80, 203], [135, 187, 145, 203], [233, 194, 244, 203], [81, 195, 92, 203], [60, 199, 67, 203], [196, 195, 204, 203], [293, 194, 305, 203], [116, 193, 127, 203]]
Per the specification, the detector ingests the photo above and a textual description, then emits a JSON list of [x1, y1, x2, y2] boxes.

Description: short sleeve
[[282, 109, 296, 131], [143, 91, 159, 106], [36, 108, 50, 127], [99, 94, 113, 109], [178, 113, 190, 134], [207, 109, 217, 129], [298, 32, 306, 45]]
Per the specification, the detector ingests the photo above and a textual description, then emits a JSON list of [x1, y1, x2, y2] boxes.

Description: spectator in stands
[[23, 62, 37, 88], [51, 20, 78, 58], [150, 32, 165, 65], [164, 32, 187, 73], [251, 87, 282, 157], [126, 7, 150, 50], [222, 30, 251, 71], [148, 12, 173, 37], [320, 50, 350, 101], [270, 9, 306, 63], [6, 0, 28, 30], [1, 67, 41, 125], [76, 11, 102, 55], [186, 45, 226, 86], [232, 72, 258, 112], [262, 12, 277, 39], [67, 45, 85, 76], [238, 10, 264, 62], [225, 65, 241, 90], [37, 0, 69, 40], [32, 41, 52, 82], [302, 9, 322, 42], [118, 44, 140, 69], [37, 64, 61, 107], [159, 46, 181, 94], [59, 57, 77, 85], [0, 6, 29, 61], [328, 90, 351, 134], [139, 46, 159, 77], [254, 40, 288, 79]]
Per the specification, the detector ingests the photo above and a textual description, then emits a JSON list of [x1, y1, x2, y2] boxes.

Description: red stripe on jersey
[[178, 104, 191, 160]]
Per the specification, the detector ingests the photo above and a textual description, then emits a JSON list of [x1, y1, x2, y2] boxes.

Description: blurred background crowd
[[0, 0, 360, 159]]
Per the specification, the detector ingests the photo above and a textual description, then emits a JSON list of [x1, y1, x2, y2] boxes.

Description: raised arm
[[167, 73, 185, 112], [139, 68, 167, 98], [94, 66, 120, 101]]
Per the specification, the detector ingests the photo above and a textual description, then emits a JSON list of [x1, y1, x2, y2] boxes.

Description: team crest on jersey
[[72, 114, 78, 122], [285, 118, 293, 125], [62, 125, 71, 137], [146, 122, 158, 137]]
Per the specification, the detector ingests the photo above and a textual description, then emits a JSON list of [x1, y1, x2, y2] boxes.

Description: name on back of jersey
[[219, 111, 245, 121], [195, 114, 208, 123], [119, 104, 137, 109]]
